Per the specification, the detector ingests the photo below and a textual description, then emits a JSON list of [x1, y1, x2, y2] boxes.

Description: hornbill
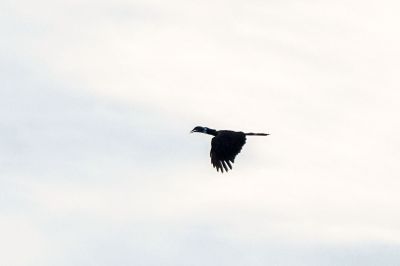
[[190, 126, 269, 173]]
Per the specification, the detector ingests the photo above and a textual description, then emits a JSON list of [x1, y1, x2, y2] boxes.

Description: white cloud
[[0, 215, 50, 266], [1, 0, 400, 265]]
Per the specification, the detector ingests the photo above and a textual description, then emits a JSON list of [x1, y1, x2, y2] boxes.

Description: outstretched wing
[[210, 131, 246, 173]]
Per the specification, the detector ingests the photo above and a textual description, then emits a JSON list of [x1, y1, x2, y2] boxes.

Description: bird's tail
[[245, 132, 269, 136]]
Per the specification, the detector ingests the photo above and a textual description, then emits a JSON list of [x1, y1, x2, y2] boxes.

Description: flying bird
[[190, 126, 269, 173]]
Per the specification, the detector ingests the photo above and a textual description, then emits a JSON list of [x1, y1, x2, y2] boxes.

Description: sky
[[1, 0, 400, 265]]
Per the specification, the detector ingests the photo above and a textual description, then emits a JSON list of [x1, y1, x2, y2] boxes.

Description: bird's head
[[190, 126, 208, 134]]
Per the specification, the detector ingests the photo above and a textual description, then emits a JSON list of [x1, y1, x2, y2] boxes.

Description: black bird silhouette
[[191, 126, 269, 173]]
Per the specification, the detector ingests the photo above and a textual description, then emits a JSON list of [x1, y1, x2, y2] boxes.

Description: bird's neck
[[204, 127, 217, 136]]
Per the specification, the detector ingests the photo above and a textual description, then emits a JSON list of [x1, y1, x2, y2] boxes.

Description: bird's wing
[[210, 131, 246, 173]]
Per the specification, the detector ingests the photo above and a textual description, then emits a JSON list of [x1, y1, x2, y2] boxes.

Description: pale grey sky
[[1, 0, 400, 265]]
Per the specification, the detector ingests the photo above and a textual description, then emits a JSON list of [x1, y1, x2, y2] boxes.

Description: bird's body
[[191, 126, 269, 173]]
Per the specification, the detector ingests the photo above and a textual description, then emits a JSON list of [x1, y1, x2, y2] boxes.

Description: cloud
[[1, 0, 400, 265], [0, 215, 49, 266]]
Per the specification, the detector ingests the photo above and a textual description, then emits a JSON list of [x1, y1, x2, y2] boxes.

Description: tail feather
[[245, 132, 269, 136]]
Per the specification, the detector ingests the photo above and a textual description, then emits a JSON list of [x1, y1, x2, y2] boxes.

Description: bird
[[190, 126, 269, 173]]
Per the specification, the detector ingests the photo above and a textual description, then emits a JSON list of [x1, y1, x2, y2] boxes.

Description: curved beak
[[190, 130, 195, 133]]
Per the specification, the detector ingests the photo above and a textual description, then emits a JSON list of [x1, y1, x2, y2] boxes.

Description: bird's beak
[[190, 130, 194, 133]]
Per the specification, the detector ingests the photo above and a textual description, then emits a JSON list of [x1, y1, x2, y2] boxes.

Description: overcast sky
[[1, 0, 400, 265]]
